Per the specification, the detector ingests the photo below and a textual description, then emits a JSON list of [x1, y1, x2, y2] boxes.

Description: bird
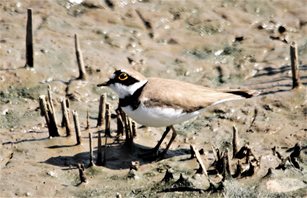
[[97, 68, 258, 158]]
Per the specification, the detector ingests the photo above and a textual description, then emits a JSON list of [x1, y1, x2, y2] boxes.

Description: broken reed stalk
[[85, 110, 90, 130], [39, 95, 50, 125], [25, 8, 34, 68], [97, 93, 106, 127], [132, 121, 136, 137], [96, 130, 103, 165], [127, 118, 133, 141], [232, 126, 239, 158], [222, 149, 231, 180], [77, 163, 87, 184], [61, 98, 72, 136], [46, 102, 60, 137], [89, 133, 95, 167], [290, 42, 301, 89], [191, 145, 208, 176], [47, 85, 58, 127], [40, 92, 60, 137], [73, 111, 82, 145], [74, 34, 87, 80], [105, 103, 111, 137], [116, 108, 124, 136]]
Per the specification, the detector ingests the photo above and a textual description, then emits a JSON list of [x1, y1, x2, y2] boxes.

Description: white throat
[[110, 80, 147, 98]]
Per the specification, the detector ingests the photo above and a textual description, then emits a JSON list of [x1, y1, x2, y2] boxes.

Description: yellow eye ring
[[118, 73, 128, 81]]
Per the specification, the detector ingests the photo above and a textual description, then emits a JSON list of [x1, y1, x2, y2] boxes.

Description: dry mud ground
[[0, 0, 307, 197]]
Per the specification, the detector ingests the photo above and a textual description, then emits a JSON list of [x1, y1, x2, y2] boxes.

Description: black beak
[[97, 80, 110, 87]]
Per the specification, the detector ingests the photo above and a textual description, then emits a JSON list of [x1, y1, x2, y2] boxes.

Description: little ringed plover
[[98, 68, 258, 157]]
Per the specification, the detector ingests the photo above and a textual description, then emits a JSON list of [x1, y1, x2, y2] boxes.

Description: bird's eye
[[118, 73, 128, 81]]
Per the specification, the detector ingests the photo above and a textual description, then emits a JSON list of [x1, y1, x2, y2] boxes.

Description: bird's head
[[97, 68, 147, 98]]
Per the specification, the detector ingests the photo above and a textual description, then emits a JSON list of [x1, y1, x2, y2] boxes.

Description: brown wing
[[140, 78, 247, 113]]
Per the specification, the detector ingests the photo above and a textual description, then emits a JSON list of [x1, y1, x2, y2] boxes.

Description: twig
[[232, 126, 239, 158], [97, 93, 106, 127], [290, 42, 301, 88], [45, 98, 60, 137], [73, 111, 82, 145], [47, 85, 58, 125], [190, 145, 208, 176], [25, 8, 34, 68], [105, 103, 111, 137], [247, 108, 258, 132], [39, 95, 50, 125], [61, 98, 72, 136], [222, 149, 231, 180], [85, 110, 90, 130], [74, 34, 87, 80], [116, 108, 124, 137], [132, 121, 137, 137]]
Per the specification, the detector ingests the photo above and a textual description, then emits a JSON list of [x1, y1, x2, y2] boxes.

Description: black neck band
[[119, 82, 147, 110]]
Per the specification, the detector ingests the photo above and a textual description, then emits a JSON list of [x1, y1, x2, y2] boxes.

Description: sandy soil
[[0, 0, 306, 197]]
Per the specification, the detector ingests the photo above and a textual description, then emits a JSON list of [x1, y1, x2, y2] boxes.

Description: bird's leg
[[159, 126, 177, 157], [152, 126, 171, 151], [139, 126, 171, 157]]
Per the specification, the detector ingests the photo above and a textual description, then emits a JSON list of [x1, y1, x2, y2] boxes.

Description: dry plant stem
[[97, 93, 106, 127], [127, 118, 133, 142], [61, 99, 72, 136], [132, 121, 136, 137], [65, 98, 70, 108], [77, 163, 87, 184], [191, 145, 208, 176], [232, 126, 239, 158], [222, 149, 231, 180], [46, 99, 60, 137], [116, 109, 124, 136], [25, 8, 33, 68], [74, 34, 87, 80], [39, 95, 50, 125], [105, 103, 111, 137], [85, 110, 90, 130], [88, 133, 94, 167], [125, 117, 133, 145], [47, 85, 58, 126], [290, 42, 301, 88], [61, 99, 65, 127], [96, 130, 103, 165], [73, 111, 82, 145], [248, 108, 258, 130]]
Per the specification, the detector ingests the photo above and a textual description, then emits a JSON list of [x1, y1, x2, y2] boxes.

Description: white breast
[[122, 103, 202, 127]]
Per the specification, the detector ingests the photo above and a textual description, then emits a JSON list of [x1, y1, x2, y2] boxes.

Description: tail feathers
[[225, 89, 260, 98]]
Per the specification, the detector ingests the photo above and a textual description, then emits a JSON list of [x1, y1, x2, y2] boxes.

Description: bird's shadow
[[44, 141, 190, 170]]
